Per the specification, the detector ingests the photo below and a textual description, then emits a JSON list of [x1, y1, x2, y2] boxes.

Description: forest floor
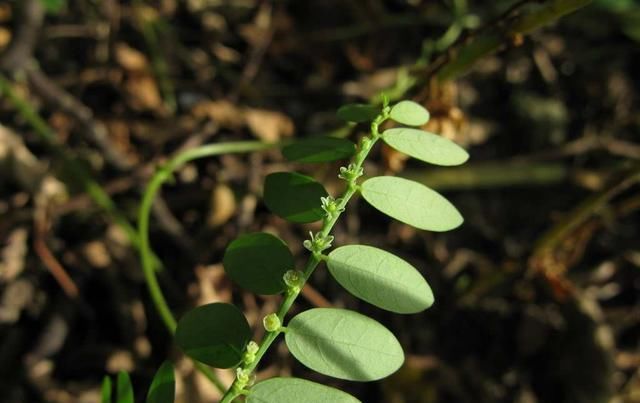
[[1, 1, 639, 402]]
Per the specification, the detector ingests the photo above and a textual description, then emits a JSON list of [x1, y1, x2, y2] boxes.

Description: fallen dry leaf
[[115, 43, 150, 72], [245, 108, 293, 142], [207, 183, 236, 227], [192, 100, 244, 129], [125, 74, 163, 111]]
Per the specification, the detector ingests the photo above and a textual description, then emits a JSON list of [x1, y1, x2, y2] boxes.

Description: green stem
[[219, 111, 389, 403], [137, 141, 278, 393]]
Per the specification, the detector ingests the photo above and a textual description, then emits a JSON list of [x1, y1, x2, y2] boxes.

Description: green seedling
[[121, 97, 468, 402]]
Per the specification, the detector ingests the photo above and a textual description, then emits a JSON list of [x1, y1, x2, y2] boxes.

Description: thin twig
[[229, 1, 273, 102], [27, 69, 134, 170], [0, 0, 43, 71], [33, 224, 79, 298], [0, 73, 147, 259], [33, 190, 80, 298], [2, 0, 132, 171]]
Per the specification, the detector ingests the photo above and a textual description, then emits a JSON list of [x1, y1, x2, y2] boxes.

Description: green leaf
[[101, 376, 112, 403], [263, 172, 328, 223], [146, 361, 175, 403], [285, 308, 404, 381], [336, 104, 380, 123], [223, 232, 294, 294], [39, 0, 66, 13], [175, 303, 251, 368], [361, 176, 463, 232], [382, 128, 468, 166], [327, 245, 434, 313], [116, 371, 134, 403], [389, 100, 430, 126], [247, 377, 361, 403], [282, 137, 356, 163]]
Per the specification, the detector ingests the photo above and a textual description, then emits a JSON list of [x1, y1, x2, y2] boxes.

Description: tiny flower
[[321, 196, 345, 217], [243, 341, 259, 364], [303, 232, 334, 253], [263, 313, 281, 332], [283, 270, 304, 291], [338, 163, 363, 182], [236, 367, 250, 385]]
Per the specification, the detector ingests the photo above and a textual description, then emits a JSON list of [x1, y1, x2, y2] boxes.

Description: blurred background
[[1, 0, 639, 402]]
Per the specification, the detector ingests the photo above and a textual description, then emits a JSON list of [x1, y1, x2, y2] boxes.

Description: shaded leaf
[[40, 0, 66, 13], [224, 232, 293, 295], [146, 361, 175, 403], [175, 303, 251, 368], [282, 137, 356, 163], [101, 376, 112, 403], [263, 172, 328, 223], [382, 128, 468, 166], [361, 176, 463, 232], [116, 371, 134, 403], [389, 101, 430, 126], [285, 308, 404, 381], [327, 245, 433, 313], [336, 104, 380, 123], [248, 377, 361, 403]]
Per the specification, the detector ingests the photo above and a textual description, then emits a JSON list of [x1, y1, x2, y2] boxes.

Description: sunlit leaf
[[116, 371, 134, 403], [382, 128, 468, 166], [285, 308, 404, 381], [247, 377, 361, 403], [336, 104, 380, 123], [175, 303, 251, 368], [101, 376, 112, 403], [361, 176, 463, 232], [282, 137, 356, 163], [263, 172, 328, 223], [224, 232, 293, 294], [327, 245, 433, 313], [389, 100, 430, 126], [146, 361, 175, 403]]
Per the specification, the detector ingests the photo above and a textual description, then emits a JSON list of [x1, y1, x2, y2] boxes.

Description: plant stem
[[137, 141, 278, 393], [219, 111, 389, 402]]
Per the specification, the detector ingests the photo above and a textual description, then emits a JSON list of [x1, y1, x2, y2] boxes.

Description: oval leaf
[[224, 232, 293, 294], [285, 308, 404, 381], [116, 371, 134, 403], [361, 176, 463, 232], [282, 137, 356, 163], [382, 128, 468, 166], [175, 303, 251, 368], [146, 361, 175, 403], [336, 104, 380, 123], [248, 378, 361, 403], [263, 172, 328, 223], [389, 100, 430, 126], [327, 245, 433, 313], [101, 376, 112, 403]]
